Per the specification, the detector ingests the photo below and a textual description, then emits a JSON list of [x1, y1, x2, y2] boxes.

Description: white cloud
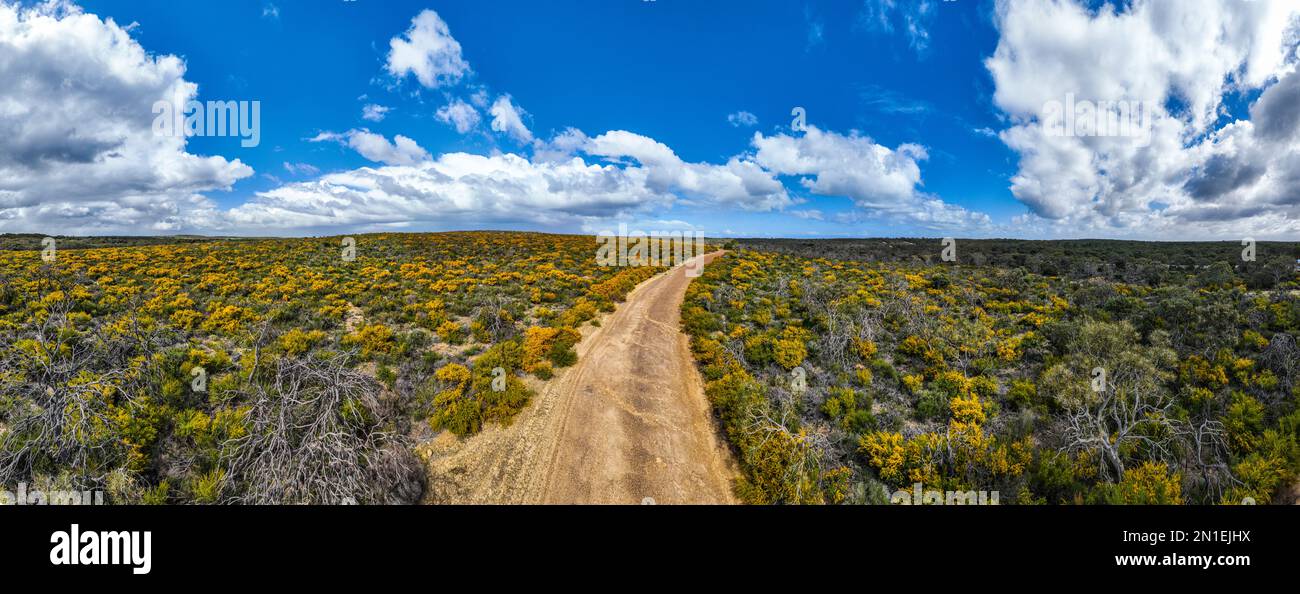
[[987, 0, 1300, 238], [858, 0, 938, 56], [435, 98, 480, 133], [361, 103, 391, 122], [488, 95, 534, 144], [533, 127, 591, 163], [469, 88, 490, 108], [197, 118, 994, 234], [0, 1, 252, 235], [222, 152, 673, 231], [283, 162, 320, 176], [751, 126, 988, 229], [261, 3, 279, 20], [216, 127, 806, 233], [587, 130, 791, 211], [727, 111, 759, 127], [385, 9, 470, 89], [310, 129, 430, 166], [752, 126, 926, 208], [0, 2, 996, 237]]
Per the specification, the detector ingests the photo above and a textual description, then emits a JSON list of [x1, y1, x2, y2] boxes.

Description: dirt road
[[422, 252, 737, 504]]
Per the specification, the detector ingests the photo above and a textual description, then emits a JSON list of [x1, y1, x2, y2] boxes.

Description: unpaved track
[[423, 252, 737, 504]]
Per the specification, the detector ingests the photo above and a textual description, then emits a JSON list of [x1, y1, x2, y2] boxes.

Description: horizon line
[[2, 230, 1299, 244]]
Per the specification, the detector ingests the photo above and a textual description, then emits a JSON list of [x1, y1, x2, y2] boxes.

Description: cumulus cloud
[[203, 120, 980, 234], [0, 2, 988, 237], [488, 95, 534, 144], [986, 0, 1300, 238], [751, 126, 988, 229], [533, 127, 591, 163], [222, 152, 674, 231], [587, 130, 791, 211], [385, 9, 470, 89], [727, 111, 759, 127], [1251, 64, 1300, 144], [752, 126, 925, 207], [209, 117, 974, 234], [435, 97, 481, 134], [216, 126, 806, 233], [0, 1, 252, 234], [310, 129, 430, 166], [361, 104, 391, 122]]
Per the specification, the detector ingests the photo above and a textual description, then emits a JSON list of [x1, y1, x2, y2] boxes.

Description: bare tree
[[817, 308, 853, 369], [222, 352, 424, 504], [0, 291, 171, 491], [741, 397, 827, 504], [1181, 419, 1237, 502], [1261, 333, 1298, 393], [1043, 321, 1183, 482], [1058, 375, 1180, 482], [471, 293, 519, 343]]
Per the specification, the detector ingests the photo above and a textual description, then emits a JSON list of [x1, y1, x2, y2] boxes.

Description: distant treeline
[[0, 234, 233, 251], [731, 238, 1300, 289]]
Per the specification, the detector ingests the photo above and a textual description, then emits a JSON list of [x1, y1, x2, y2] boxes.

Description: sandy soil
[[422, 252, 737, 504]]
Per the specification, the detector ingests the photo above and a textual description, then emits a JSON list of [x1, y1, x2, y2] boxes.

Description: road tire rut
[[423, 252, 737, 504]]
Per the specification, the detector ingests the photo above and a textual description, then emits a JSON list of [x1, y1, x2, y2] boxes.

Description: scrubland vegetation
[[0, 232, 659, 503], [5, 230, 1297, 506], [683, 240, 1300, 504]]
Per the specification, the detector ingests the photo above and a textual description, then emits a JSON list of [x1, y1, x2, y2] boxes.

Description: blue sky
[[71, 0, 1017, 237], [6, 1, 1300, 239]]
